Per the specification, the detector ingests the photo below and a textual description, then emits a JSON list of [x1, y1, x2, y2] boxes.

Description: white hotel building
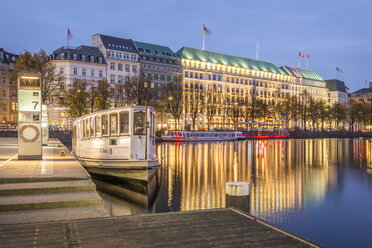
[[48, 45, 107, 130], [92, 34, 140, 86]]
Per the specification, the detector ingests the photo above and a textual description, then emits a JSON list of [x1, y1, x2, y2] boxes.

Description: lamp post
[[90, 85, 95, 113], [144, 82, 148, 160]]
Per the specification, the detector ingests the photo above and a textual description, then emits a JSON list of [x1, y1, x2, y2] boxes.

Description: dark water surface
[[97, 138, 372, 248]]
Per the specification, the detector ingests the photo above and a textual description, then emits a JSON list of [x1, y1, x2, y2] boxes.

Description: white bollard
[[225, 181, 250, 213]]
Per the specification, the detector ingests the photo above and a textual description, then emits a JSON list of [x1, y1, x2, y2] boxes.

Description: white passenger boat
[[160, 131, 244, 142], [72, 106, 159, 171]]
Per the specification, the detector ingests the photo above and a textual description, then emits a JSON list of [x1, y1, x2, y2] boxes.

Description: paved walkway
[[0, 138, 89, 182], [0, 138, 108, 224], [0, 208, 322, 248]]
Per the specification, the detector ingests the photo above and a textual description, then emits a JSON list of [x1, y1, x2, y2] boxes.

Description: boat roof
[[74, 106, 155, 121]]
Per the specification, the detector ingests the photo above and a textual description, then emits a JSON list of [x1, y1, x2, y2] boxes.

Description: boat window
[[110, 113, 118, 135], [133, 111, 145, 135], [102, 114, 108, 136], [95, 116, 101, 137], [83, 119, 86, 139], [86, 119, 90, 138], [119, 111, 129, 134], [90, 117, 94, 137]]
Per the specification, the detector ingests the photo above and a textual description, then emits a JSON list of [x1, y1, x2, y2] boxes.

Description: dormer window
[[82, 55, 86, 61], [98, 57, 102, 63], [61, 53, 65, 59], [73, 53, 77, 60], [90, 56, 94, 62]]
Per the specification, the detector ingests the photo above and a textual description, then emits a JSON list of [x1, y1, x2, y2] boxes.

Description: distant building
[[92, 34, 140, 87], [280, 66, 329, 101], [133, 40, 182, 88], [325, 79, 348, 105], [0, 48, 18, 125], [48, 45, 106, 130], [349, 83, 372, 104]]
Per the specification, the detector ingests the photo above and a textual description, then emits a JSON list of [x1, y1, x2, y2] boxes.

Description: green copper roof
[[177, 46, 286, 75], [133, 41, 178, 60], [280, 66, 324, 81]]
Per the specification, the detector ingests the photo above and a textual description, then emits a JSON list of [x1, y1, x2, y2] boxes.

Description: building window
[[73, 53, 77, 60], [125, 64, 130, 72], [185, 72, 189, 78], [60, 68, 64, 74], [99, 71, 103, 77], [218, 75, 221, 81], [213, 75, 216, 81], [91, 70, 94, 77], [118, 63, 123, 71], [110, 75, 115, 83], [73, 68, 77, 75], [2, 76, 6, 84], [134, 55, 137, 61], [98, 57, 102, 63], [167, 76, 171, 81], [110, 63, 115, 70], [90, 56, 94, 62], [132, 65, 137, 73], [131, 54, 134, 60], [154, 74, 159, 80], [160, 75, 165, 80], [125, 76, 129, 83], [190, 72, 193, 78], [200, 74, 203, 79], [2, 90, 6, 97], [82, 68, 86, 76], [3, 104, 6, 111], [61, 53, 65, 59], [118, 75, 123, 84], [82, 55, 86, 61]]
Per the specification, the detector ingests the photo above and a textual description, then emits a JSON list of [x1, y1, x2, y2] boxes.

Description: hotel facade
[[177, 47, 330, 130]]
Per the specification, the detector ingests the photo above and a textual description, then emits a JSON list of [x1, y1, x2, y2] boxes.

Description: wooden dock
[[0, 208, 322, 248]]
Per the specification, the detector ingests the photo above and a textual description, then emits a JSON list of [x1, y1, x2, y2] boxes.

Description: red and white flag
[[299, 52, 304, 58], [307, 54, 311, 61], [67, 27, 72, 40]]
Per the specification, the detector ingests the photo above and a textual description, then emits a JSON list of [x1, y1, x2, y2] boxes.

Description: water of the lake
[[96, 138, 372, 248]]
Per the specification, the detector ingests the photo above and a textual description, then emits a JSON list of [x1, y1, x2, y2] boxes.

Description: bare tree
[[165, 81, 183, 130], [188, 82, 204, 130], [61, 79, 90, 117], [94, 79, 113, 111], [10, 49, 64, 103], [204, 88, 217, 131]]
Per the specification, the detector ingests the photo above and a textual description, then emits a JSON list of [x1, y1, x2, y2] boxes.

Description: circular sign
[[19, 124, 40, 142]]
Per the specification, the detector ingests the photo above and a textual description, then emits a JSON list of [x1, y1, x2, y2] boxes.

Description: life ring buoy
[[19, 124, 40, 142], [42, 127, 48, 137]]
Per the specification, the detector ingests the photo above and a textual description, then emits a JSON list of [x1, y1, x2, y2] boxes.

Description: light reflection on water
[[97, 138, 372, 248]]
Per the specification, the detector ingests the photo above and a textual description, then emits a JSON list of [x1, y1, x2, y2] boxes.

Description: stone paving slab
[[0, 138, 90, 182], [0, 208, 322, 248], [0, 206, 109, 225]]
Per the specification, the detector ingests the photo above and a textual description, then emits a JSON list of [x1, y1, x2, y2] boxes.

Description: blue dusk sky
[[0, 0, 371, 92]]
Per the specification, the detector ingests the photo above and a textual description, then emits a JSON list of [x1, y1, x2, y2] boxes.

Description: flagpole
[[306, 59, 308, 69], [256, 37, 259, 60], [67, 27, 69, 48], [298, 58, 300, 68], [202, 24, 205, 50]]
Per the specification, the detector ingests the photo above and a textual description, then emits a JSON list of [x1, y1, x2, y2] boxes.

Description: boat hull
[[76, 157, 160, 170], [159, 137, 242, 142]]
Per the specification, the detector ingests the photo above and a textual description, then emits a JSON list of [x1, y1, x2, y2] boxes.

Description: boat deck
[[0, 208, 322, 248]]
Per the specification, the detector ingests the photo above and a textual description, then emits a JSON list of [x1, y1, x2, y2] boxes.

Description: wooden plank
[[0, 208, 322, 248]]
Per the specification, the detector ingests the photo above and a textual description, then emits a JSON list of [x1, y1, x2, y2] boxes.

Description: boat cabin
[[72, 106, 157, 166]]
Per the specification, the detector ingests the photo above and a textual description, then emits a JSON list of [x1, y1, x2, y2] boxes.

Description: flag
[[336, 67, 343, 73], [299, 52, 304, 58], [307, 54, 311, 61], [67, 27, 72, 40], [203, 25, 211, 35]]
